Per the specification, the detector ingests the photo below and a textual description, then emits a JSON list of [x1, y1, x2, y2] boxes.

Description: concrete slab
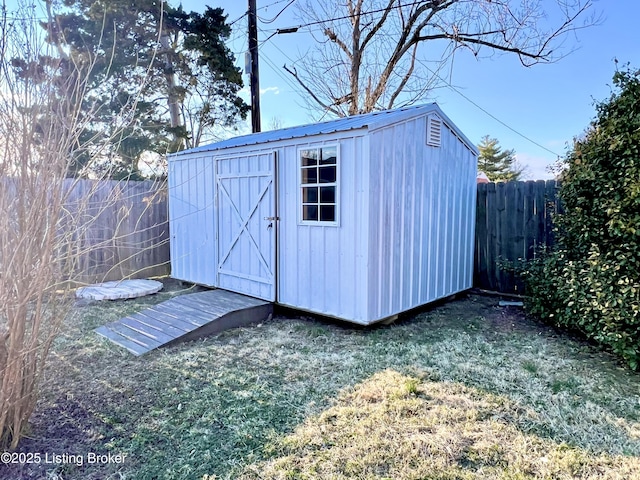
[[76, 279, 163, 300]]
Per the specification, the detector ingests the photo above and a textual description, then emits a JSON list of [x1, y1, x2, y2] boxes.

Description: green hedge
[[522, 67, 640, 370], [523, 248, 640, 369]]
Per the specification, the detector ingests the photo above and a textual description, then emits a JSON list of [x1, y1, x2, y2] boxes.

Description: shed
[[167, 103, 478, 325]]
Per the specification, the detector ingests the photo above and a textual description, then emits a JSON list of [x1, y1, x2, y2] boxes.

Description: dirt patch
[[3, 401, 117, 479], [421, 292, 566, 340]]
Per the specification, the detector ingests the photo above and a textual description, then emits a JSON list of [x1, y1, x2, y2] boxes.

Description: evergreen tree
[[477, 136, 523, 182], [30, 0, 248, 178]]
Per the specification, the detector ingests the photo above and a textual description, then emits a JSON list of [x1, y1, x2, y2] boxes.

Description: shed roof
[[170, 103, 478, 158]]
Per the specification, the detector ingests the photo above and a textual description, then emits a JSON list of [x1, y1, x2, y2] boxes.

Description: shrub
[[523, 67, 640, 370], [0, 3, 154, 448]]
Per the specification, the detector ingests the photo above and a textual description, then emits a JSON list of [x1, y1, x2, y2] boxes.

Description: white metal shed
[[167, 103, 478, 325]]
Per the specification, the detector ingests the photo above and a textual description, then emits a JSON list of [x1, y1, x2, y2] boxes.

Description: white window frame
[[298, 144, 340, 226]]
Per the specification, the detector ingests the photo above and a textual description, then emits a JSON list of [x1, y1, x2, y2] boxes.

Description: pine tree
[[477, 136, 523, 182], [28, 0, 248, 178]]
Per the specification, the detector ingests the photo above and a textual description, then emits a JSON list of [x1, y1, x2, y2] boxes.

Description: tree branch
[[291, 0, 596, 114], [366, 2, 448, 109], [387, 42, 418, 109], [324, 27, 352, 59], [283, 63, 343, 117], [415, 33, 548, 62], [360, 0, 396, 51]]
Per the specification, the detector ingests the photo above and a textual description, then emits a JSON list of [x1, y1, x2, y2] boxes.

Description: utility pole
[[248, 0, 261, 133]]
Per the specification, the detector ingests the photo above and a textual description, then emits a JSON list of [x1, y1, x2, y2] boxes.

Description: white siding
[[367, 116, 477, 321], [168, 155, 217, 286], [277, 133, 370, 323]]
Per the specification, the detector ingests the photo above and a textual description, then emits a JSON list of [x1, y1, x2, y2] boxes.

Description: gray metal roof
[[169, 103, 478, 158]]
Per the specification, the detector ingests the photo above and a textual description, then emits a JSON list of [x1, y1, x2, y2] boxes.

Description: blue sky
[[6, 1, 637, 179], [195, 0, 639, 180]]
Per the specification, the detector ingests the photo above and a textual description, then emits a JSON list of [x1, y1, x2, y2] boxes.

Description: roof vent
[[426, 114, 442, 147]]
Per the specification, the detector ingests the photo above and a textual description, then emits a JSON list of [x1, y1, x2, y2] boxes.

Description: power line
[[257, 26, 302, 93], [259, 0, 295, 11], [228, 15, 248, 57], [230, 0, 295, 26], [260, 51, 302, 95], [259, 26, 297, 64], [252, 2, 561, 157], [434, 74, 561, 157], [227, 12, 247, 26], [258, 0, 296, 24], [275, 0, 425, 32]]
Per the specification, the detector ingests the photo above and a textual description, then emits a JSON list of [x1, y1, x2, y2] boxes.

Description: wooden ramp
[[96, 289, 272, 356]]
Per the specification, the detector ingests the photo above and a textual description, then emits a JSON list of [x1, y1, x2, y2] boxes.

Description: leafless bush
[[0, 0, 161, 448]]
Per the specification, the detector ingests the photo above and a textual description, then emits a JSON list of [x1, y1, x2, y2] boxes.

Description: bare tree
[[268, 115, 285, 130], [285, 0, 597, 117]]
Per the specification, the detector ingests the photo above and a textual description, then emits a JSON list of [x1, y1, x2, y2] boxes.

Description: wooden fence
[[474, 180, 562, 294], [63, 179, 170, 284]]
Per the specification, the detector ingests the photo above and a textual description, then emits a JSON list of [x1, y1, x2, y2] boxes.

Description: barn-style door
[[216, 152, 276, 301]]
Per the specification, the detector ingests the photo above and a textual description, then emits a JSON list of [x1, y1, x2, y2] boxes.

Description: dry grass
[[238, 369, 640, 479], [2, 288, 639, 479]]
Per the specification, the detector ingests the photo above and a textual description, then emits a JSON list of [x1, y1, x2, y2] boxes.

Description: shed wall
[[276, 133, 370, 323], [169, 130, 372, 323], [367, 116, 477, 321], [168, 108, 476, 324]]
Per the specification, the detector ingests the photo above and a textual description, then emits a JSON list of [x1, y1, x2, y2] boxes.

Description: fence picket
[[61, 179, 170, 285], [485, 182, 498, 291], [474, 183, 488, 289], [545, 180, 559, 248]]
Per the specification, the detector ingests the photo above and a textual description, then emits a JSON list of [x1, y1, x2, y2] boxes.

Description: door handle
[[264, 216, 279, 221]]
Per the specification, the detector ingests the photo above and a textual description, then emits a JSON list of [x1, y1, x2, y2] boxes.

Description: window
[[300, 145, 338, 223]]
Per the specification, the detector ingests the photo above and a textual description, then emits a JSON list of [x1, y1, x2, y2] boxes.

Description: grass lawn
[[2, 279, 639, 479]]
